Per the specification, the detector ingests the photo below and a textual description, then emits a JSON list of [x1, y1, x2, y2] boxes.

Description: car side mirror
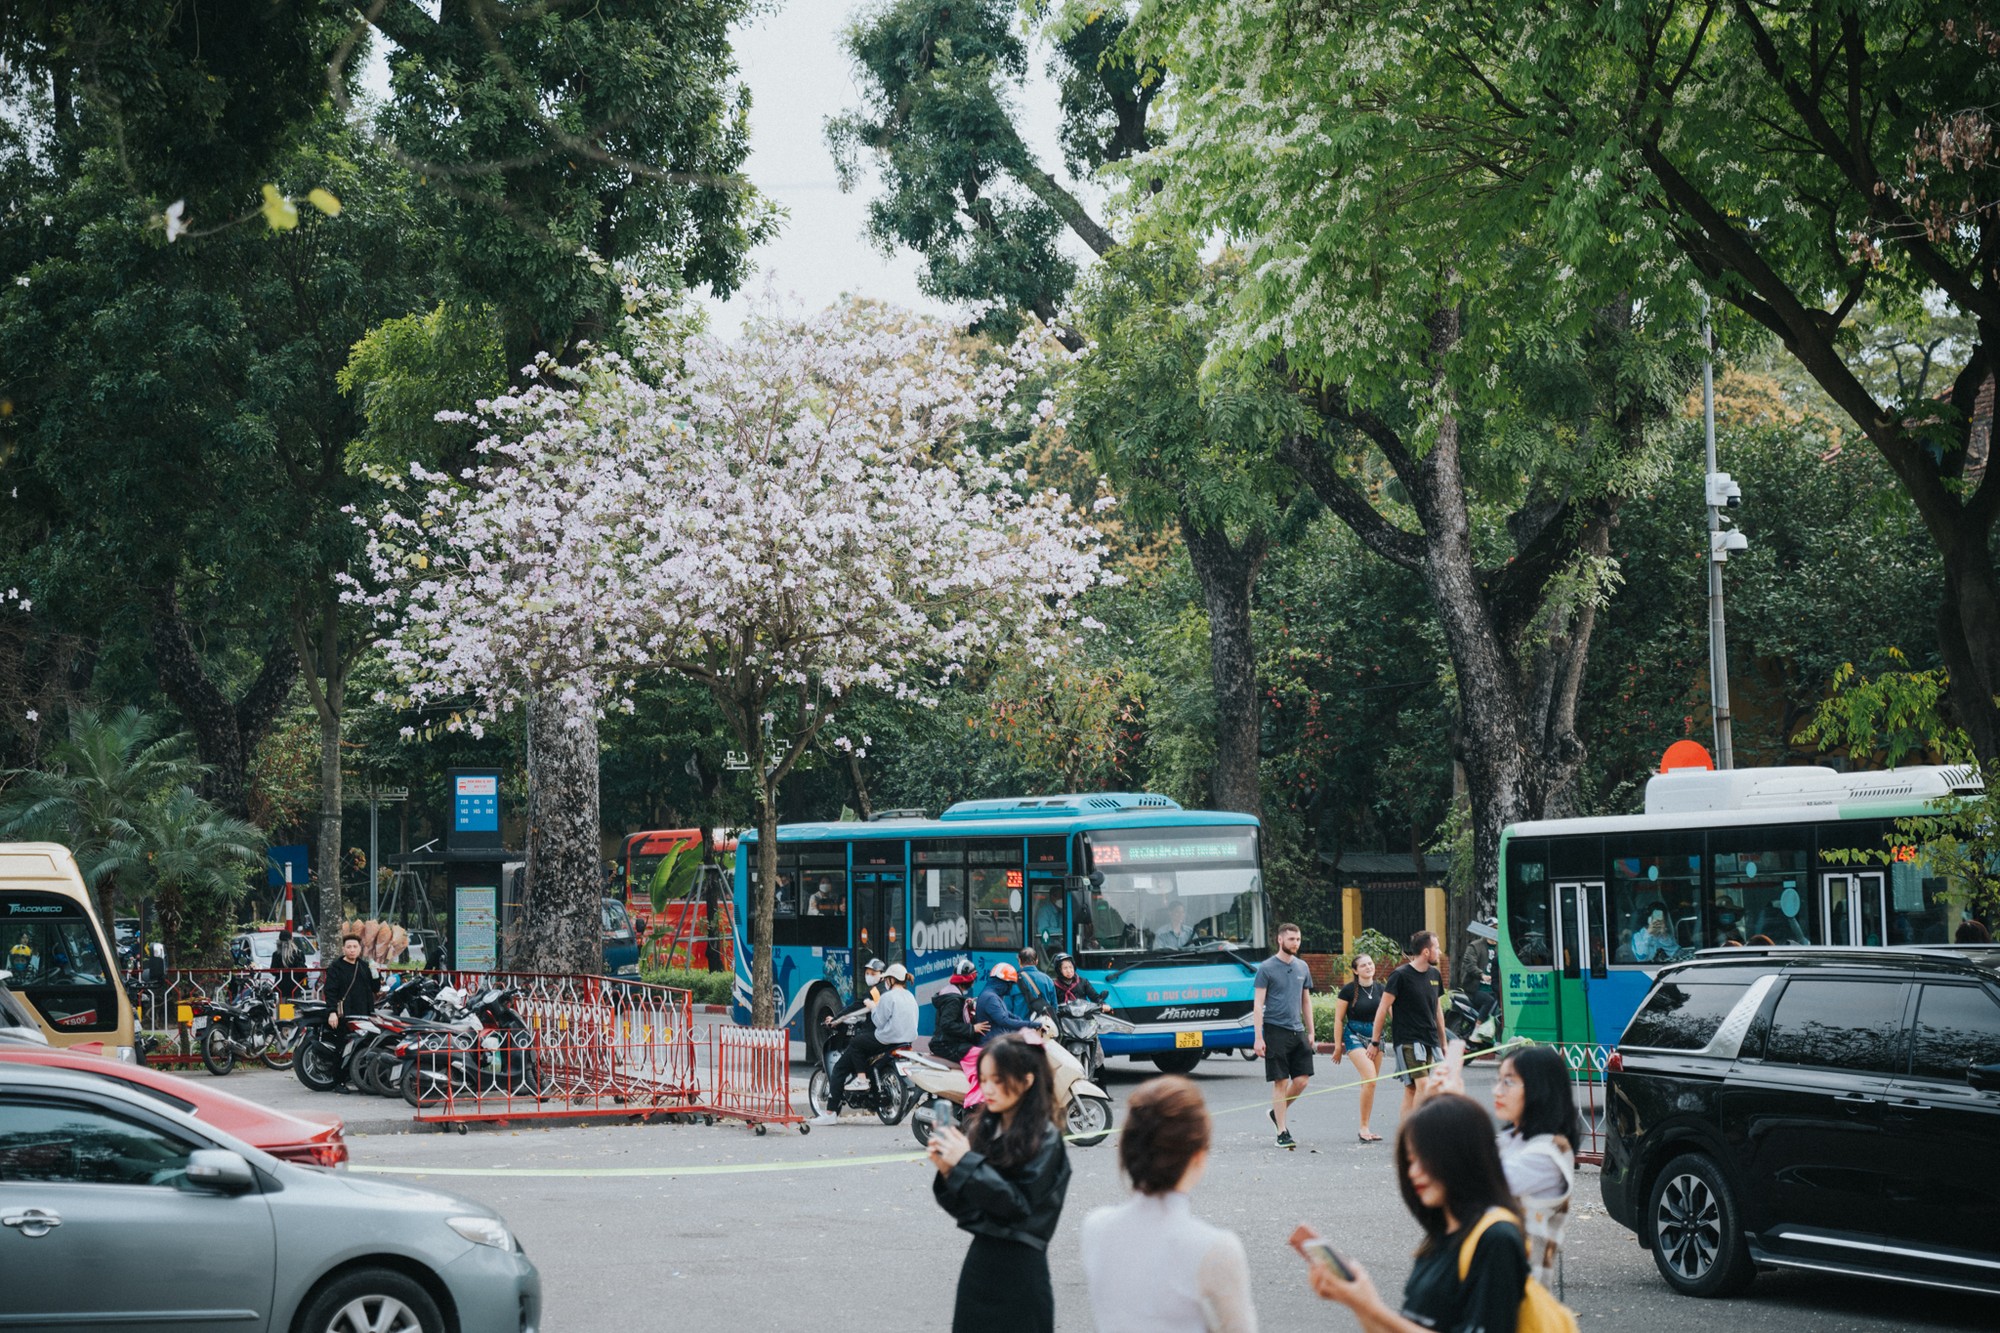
[[1969, 1063, 2000, 1094], [183, 1149, 257, 1194]]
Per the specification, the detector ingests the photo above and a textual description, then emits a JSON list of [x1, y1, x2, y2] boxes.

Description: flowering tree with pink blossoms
[[355, 302, 1112, 994]]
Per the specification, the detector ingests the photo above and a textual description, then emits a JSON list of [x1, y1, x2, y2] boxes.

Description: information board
[[454, 884, 498, 972], [447, 768, 502, 850]]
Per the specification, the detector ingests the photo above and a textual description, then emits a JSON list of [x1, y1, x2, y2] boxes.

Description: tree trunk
[[315, 707, 343, 934], [751, 777, 778, 1026], [513, 689, 604, 975], [151, 588, 299, 819], [1182, 518, 1269, 816]]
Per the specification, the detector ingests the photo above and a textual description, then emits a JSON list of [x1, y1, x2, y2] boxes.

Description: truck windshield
[[1079, 826, 1264, 955]]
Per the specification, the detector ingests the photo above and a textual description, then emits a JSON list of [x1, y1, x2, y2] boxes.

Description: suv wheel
[[1648, 1152, 1754, 1297]]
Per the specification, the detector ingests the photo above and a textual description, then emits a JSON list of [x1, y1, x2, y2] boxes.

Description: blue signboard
[[447, 768, 503, 851], [266, 845, 309, 889]]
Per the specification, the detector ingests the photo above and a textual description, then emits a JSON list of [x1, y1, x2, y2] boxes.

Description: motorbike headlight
[[447, 1216, 517, 1252]]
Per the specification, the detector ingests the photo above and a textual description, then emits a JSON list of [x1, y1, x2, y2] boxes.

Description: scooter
[[1055, 998, 1109, 1083], [906, 1015, 1114, 1148], [398, 986, 548, 1107], [1444, 918, 1502, 1054], [807, 1008, 915, 1125]]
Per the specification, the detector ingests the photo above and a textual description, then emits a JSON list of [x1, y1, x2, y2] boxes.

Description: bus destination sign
[[1091, 835, 1252, 866]]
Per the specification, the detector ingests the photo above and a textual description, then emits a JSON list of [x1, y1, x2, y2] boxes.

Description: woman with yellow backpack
[[1301, 1094, 1577, 1333]]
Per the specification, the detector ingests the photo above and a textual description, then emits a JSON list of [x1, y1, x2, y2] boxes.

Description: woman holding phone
[[1303, 1094, 1528, 1333], [927, 1032, 1073, 1333], [1331, 952, 1386, 1142]]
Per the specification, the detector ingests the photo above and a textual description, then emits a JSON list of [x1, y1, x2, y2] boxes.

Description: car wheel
[[297, 1267, 443, 1333], [201, 1027, 237, 1077], [1648, 1152, 1755, 1297], [1065, 1094, 1114, 1148], [1149, 1050, 1203, 1075]]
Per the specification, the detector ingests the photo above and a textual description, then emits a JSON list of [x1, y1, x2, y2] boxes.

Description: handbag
[[1457, 1208, 1578, 1333]]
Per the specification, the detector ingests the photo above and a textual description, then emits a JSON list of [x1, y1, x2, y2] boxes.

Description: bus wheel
[[804, 989, 840, 1063], [1149, 1050, 1203, 1075]]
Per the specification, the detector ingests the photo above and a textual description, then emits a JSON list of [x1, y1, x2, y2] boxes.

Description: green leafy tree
[[0, 705, 203, 924], [142, 784, 266, 964]]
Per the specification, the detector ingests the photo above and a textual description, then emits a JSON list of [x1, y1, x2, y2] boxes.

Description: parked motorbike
[[292, 1001, 371, 1092], [905, 1016, 1113, 1148], [192, 975, 301, 1075], [1055, 998, 1108, 1083], [807, 1008, 916, 1125], [398, 986, 548, 1107]]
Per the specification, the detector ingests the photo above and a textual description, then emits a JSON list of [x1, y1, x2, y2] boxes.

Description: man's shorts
[[1264, 1025, 1315, 1082], [1397, 1041, 1445, 1088]]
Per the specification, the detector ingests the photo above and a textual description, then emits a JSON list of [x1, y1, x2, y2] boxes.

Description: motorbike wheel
[[351, 1047, 386, 1097], [402, 1061, 431, 1109], [295, 1037, 341, 1092], [910, 1106, 934, 1148], [806, 1067, 835, 1118], [1065, 1094, 1114, 1147], [260, 1025, 299, 1071], [875, 1068, 913, 1126], [200, 1027, 237, 1077]]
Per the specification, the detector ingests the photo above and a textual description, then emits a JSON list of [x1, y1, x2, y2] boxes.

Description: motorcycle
[[192, 975, 301, 1076], [1055, 998, 1109, 1084], [906, 1015, 1114, 1149], [1444, 917, 1502, 1054], [807, 1008, 916, 1125], [398, 986, 548, 1107]]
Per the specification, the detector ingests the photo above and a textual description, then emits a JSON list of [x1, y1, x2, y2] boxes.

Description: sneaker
[[1276, 1129, 1296, 1149], [808, 1110, 840, 1126]]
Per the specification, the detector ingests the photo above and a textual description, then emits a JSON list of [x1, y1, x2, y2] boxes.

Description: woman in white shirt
[[1080, 1077, 1257, 1333]]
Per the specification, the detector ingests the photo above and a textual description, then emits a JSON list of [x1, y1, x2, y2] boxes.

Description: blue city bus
[[1498, 762, 1984, 1049], [730, 793, 1269, 1070]]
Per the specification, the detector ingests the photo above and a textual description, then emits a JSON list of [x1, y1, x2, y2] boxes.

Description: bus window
[[1710, 829, 1810, 946], [1080, 826, 1264, 956], [805, 872, 847, 917], [1505, 840, 1552, 967], [967, 839, 1023, 951], [1610, 830, 1703, 962]]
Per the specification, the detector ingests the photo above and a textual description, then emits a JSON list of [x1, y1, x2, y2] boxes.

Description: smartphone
[[1287, 1224, 1356, 1282], [931, 1098, 956, 1131]]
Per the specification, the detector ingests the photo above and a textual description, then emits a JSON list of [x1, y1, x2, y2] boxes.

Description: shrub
[[639, 963, 735, 1007]]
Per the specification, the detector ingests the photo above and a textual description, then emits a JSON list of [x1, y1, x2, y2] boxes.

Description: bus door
[[852, 872, 906, 966], [1820, 871, 1888, 947], [1551, 880, 1609, 1041]]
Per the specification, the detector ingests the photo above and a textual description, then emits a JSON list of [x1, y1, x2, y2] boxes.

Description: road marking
[[351, 1040, 1530, 1180]]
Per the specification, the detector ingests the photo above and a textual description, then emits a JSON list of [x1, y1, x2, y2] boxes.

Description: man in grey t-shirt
[[1253, 922, 1315, 1148]]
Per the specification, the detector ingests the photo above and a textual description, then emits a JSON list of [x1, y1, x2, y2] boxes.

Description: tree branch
[[1278, 433, 1424, 570]]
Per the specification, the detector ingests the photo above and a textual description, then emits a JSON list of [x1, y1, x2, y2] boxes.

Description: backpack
[[1457, 1208, 1578, 1333]]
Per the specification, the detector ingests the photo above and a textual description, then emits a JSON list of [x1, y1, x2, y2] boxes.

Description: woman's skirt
[[952, 1234, 1053, 1333]]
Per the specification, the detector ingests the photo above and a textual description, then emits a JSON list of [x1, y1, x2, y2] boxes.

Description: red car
[[0, 1044, 348, 1167]]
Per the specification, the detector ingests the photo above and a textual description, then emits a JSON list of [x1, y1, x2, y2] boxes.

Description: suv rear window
[[1621, 980, 1750, 1050], [1909, 984, 2000, 1083], [1763, 978, 1904, 1072]]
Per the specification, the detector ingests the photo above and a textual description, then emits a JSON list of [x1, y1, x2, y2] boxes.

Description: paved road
[[190, 1052, 1987, 1332]]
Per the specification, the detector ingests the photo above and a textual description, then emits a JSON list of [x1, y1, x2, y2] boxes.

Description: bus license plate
[[1174, 1030, 1203, 1049]]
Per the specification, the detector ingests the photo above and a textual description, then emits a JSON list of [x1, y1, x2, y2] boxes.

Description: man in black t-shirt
[[1372, 929, 1448, 1119]]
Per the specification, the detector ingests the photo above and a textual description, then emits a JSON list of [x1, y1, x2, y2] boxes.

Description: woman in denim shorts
[[1331, 953, 1386, 1142]]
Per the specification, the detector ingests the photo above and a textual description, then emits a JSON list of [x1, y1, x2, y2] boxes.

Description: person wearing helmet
[[976, 962, 1039, 1037], [931, 958, 990, 1064], [1051, 953, 1102, 1005], [829, 957, 889, 1026], [813, 961, 915, 1125]]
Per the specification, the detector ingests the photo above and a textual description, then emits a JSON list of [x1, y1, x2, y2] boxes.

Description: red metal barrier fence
[[1556, 1042, 1612, 1165], [129, 966, 800, 1132]]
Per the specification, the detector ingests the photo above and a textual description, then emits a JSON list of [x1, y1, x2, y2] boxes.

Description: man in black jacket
[[930, 959, 988, 1064], [319, 935, 379, 1093]]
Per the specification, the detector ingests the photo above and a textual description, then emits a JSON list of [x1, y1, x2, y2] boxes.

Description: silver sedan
[[0, 1063, 539, 1332]]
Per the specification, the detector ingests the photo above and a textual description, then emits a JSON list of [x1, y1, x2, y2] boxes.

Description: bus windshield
[[3, 888, 120, 1037], [1080, 826, 1264, 955]]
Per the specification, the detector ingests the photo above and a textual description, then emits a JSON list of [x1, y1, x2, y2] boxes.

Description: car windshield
[[601, 900, 632, 933], [1077, 826, 1265, 956]]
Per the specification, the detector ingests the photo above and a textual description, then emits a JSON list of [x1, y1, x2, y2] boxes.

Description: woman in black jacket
[[927, 1032, 1072, 1333], [930, 959, 987, 1065]]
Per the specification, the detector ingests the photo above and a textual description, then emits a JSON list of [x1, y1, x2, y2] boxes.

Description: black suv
[[1602, 946, 2000, 1299]]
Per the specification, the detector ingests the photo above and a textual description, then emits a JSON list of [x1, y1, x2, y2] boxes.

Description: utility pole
[[1703, 297, 1745, 769]]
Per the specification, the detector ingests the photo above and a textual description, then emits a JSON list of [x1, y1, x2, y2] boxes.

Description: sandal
[[1357, 1130, 1382, 1143]]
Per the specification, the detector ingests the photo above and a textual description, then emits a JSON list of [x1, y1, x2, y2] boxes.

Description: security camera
[[1705, 472, 1743, 509], [1710, 529, 1750, 561]]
